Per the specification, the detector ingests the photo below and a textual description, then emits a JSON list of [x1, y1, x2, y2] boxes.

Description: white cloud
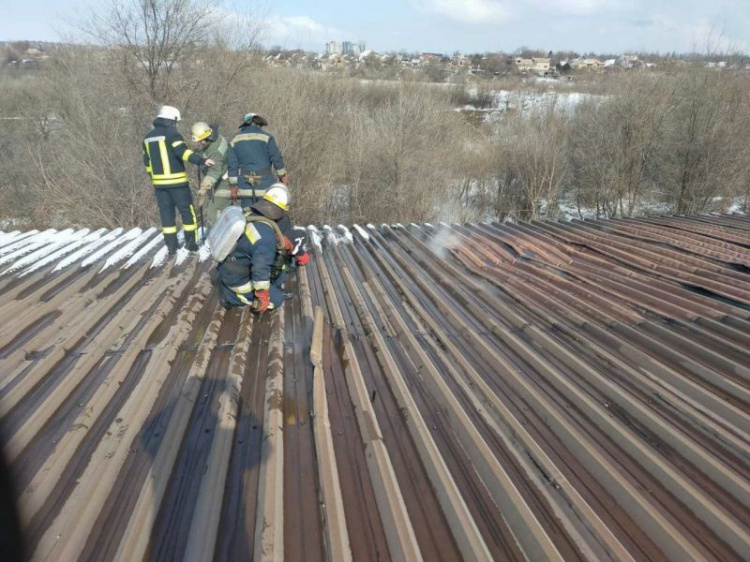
[[527, 0, 616, 16], [413, 0, 618, 24], [413, 0, 510, 23], [262, 15, 345, 49]]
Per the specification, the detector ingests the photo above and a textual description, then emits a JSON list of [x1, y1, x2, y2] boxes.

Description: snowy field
[[459, 88, 605, 120]]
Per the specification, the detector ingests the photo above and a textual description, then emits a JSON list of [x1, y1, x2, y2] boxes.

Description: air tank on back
[[206, 206, 246, 262]]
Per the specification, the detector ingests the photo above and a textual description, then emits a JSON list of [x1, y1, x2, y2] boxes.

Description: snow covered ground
[[459, 88, 605, 121]]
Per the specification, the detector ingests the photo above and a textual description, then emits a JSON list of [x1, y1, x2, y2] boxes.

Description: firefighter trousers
[[154, 186, 198, 253]]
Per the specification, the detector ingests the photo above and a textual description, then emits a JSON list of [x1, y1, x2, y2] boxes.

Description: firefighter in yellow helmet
[[191, 121, 231, 226]]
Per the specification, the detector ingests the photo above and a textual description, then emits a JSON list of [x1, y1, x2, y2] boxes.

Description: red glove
[[230, 185, 238, 203], [295, 252, 310, 267], [283, 236, 294, 253], [251, 289, 270, 312]]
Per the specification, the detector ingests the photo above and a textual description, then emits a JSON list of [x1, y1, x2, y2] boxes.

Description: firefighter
[[213, 185, 306, 311], [143, 105, 214, 254], [227, 113, 289, 209], [191, 122, 231, 226], [265, 184, 310, 268]]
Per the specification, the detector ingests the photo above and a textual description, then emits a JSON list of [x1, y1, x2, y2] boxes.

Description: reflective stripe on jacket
[[227, 124, 287, 183], [143, 117, 205, 188]]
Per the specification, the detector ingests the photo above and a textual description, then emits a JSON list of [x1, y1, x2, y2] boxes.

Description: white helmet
[[191, 121, 212, 141], [157, 105, 181, 121], [263, 183, 290, 211]]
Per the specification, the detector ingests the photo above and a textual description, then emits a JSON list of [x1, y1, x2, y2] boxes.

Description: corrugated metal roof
[[0, 215, 748, 561]]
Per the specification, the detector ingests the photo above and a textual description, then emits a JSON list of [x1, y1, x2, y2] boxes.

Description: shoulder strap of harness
[[245, 214, 286, 251]]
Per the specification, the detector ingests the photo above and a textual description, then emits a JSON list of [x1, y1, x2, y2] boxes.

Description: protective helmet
[[157, 105, 181, 121], [191, 121, 212, 142], [241, 112, 268, 127], [263, 183, 290, 211]]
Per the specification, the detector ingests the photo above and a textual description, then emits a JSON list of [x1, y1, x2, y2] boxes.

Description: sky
[[1, 0, 748, 55]]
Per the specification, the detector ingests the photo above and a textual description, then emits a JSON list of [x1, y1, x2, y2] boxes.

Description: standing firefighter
[[143, 105, 214, 254], [227, 113, 289, 209], [210, 185, 306, 312], [192, 122, 232, 226]]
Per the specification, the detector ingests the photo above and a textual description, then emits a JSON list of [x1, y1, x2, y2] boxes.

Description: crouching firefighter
[[208, 186, 297, 312], [263, 184, 310, 269], [143, 105, 214, 254]]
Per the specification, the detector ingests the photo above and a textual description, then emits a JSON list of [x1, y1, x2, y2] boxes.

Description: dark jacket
[[143, 117, 206, 188], [227, 124, 287, 185], [217, 212, 279, 299]]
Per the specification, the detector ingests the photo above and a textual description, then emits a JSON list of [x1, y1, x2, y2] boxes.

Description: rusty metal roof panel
[[0, 215, 748, 561]]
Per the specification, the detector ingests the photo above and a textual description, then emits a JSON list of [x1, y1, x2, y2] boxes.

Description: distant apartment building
[[326, 41, 342, 56], [326, 40, 363, 56], [342, 41, 361, 55]]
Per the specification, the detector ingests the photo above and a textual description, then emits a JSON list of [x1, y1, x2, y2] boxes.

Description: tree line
[[0, 0, 748, 229]]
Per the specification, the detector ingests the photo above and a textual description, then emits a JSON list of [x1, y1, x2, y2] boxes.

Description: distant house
[[531, 58, 550, 74], [322, 54, 347, 71], [419, 53, 445, 66], [571, 57, 603, 71], [450, 54, 470, 68], [265, 53, 288, 68], [618, 55, 649, 70], [515, 58, 533, 71], [514, 57, 550, 75]]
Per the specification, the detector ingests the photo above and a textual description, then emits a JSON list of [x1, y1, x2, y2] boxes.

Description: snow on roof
[[352, 224, 370, 240]]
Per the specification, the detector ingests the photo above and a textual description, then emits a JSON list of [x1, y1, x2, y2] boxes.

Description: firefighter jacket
[[143, 117, 206, 188], [227, 124, 287, 186], [216, 214, 283, 304], [197, 128, 230, 194]]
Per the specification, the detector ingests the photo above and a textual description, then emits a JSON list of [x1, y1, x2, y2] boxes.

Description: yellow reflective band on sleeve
[[172, 140, 186, 148], [230, 133, 270, 146], [162, 226, 178, 234], [236, 293, 252, 305], [181, 148, 194, 162], [244, 223, 261, 244], [229, 281, 254, 294], [253, 280, 270, 291]]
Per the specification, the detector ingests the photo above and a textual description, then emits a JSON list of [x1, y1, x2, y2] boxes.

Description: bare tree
[[79, 0, 219, 102]]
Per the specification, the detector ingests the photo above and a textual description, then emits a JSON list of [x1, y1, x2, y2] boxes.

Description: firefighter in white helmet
[[142, 105, 214, 253]]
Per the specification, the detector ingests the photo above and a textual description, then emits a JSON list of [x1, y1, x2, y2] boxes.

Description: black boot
[[185, 231, 199, 252], [165, 233, 178, 255]]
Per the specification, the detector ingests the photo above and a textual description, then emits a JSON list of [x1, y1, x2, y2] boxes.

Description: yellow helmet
[[263, 183, 290, 211], [191, 121, 212, 142]]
